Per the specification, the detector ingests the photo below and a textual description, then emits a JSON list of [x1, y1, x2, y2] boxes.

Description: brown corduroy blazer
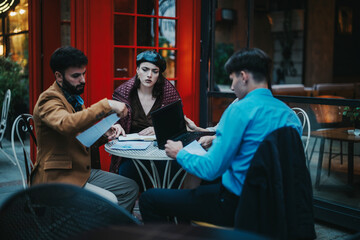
[[30, 81, 112, 187]]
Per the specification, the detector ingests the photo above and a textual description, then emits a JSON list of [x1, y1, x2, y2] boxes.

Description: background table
[[105, 141, 187, 190], [311, 127, 360, 188]]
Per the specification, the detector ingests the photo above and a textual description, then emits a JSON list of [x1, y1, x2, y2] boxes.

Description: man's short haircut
[[224, 48, 272, 85], [50, 46, 88, 74]]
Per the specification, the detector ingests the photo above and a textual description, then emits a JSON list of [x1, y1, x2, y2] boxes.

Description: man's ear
[[54, 71, 63, 84], [241, 71, 248, 83]]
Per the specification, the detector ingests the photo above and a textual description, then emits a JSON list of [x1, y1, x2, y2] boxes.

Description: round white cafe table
[[105, 141, 187, 190]]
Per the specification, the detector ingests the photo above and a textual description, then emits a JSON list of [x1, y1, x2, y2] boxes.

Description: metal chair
[[0, 89, 14, 164], [309, 96, 345, 176], [11, 114, 36, 189], [292, 107, 311, 166], [0, 183, 140, 240]]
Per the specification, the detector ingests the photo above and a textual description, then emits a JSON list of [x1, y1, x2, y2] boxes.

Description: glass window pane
[[61, 0, 71, 21], [61, 24, 71, 46], [114, 48, 135, 78], [159, 18, 176, 47], [7, 0, 29, 34], [159, 0, 176, 17], [114, 15, 134, 45], [114, 0, 134, 13], [159, 49, 175, 79], [8, 33, 29, 74], [0, 37, 4, 56], [137, 17, 155, 47], [137, 0, 155, 15]]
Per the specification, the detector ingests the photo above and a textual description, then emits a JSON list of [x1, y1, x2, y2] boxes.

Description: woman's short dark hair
[[132, 73, 165, 100], [50, 46, 88, 74], [224, 48, 272, 85]]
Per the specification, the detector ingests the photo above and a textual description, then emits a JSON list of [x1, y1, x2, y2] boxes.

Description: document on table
[[110, 141, 152, 150], [118, 133, 156, 141], [183, 140, 207, 156], [76, 113, 120, 147]]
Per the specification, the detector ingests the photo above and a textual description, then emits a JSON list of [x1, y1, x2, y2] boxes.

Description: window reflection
[[114, 48, 135, 78], [9, 33, 28, 75], [137, 17, 155, 46], [61, 0, 71, 21], [159, 49, 175, 79], [159, 18, 175, 47], [159, 0, 176, 17], [114, 0, 134, 13], [7, 0, 29, 34], [138, 0, 155, 15], [114, 15, 135, 45], [61, 24, 71, 46], [60, 0, 71, 46], [0, 37, 3, 56]]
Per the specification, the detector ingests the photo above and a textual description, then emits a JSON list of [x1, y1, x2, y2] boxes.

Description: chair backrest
[[234, 127, 315, 240], [313, 83, 355, 99], [11, 114, 36, 188], [272, 84, 308, 96], [0, 183, 140, 239], [0, 89, 11, 142], [291, 107, 311, 153]]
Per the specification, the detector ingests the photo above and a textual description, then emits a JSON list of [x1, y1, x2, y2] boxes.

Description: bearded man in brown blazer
[[30, 46, 138, 212]]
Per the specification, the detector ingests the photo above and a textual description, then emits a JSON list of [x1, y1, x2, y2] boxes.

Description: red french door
[[111, 0, 202, 120], [29, 0, 201, 170]]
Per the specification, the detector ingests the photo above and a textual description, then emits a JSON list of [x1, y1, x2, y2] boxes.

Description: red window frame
[[113, 1, 179, 87]]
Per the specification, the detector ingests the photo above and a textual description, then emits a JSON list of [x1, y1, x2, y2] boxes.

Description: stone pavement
[[0, 138, 356, 239], [0, 138, 28, 206]]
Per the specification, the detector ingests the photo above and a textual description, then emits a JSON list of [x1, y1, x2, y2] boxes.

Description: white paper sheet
[[183, 140, 207, 156], [76, 113, 120, 147], [110, 141, 151, 150], [118, 133, 156, 141]]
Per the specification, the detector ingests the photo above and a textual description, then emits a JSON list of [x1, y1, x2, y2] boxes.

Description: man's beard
[[62, 77, 85, 95]]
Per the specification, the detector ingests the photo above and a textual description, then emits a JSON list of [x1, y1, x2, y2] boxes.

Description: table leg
[[150, 160, 161, 188], [168, 169, 187, 189], [162, 160, 171, 188], [315, 138, 325, 189], [132, 159, 157, 191], [348, 142, 354, 186]]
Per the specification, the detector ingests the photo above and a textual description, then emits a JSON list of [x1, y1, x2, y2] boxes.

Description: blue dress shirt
[[176, 88, 302, 196]]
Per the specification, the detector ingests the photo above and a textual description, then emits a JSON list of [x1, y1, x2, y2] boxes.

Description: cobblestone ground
[[0, 138, 356, 239]]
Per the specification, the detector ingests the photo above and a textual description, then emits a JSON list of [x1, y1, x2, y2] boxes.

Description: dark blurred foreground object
[[0, 183, 140, 239], [76, 223, 269, 240]]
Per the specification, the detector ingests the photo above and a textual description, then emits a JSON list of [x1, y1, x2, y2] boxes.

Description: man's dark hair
[[224, 48, 272, 87], [50, 46, 88, 75]]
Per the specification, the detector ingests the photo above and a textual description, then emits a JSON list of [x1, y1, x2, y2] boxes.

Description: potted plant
[[0, 56, 29, 139], [343, 106, 360, 130]]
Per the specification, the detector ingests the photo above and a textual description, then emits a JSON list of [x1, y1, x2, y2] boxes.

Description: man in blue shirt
[[139, 48, 302, 226]]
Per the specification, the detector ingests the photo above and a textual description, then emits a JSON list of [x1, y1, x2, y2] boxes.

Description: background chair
[[0, 183, 140, 240], [11, 114, 36, 188], [292, 107, 311, 166], [0, 89, 14, 164], [309, 96, 346, 177]]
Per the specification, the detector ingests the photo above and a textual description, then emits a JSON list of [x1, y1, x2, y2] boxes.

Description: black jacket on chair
[[234, 127, 316, 240]]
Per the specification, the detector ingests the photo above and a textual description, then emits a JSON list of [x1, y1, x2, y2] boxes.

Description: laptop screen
[[150, 100, 187, 149]]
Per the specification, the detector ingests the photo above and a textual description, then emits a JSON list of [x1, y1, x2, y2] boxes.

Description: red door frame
[[29, 0, 202, 170]]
